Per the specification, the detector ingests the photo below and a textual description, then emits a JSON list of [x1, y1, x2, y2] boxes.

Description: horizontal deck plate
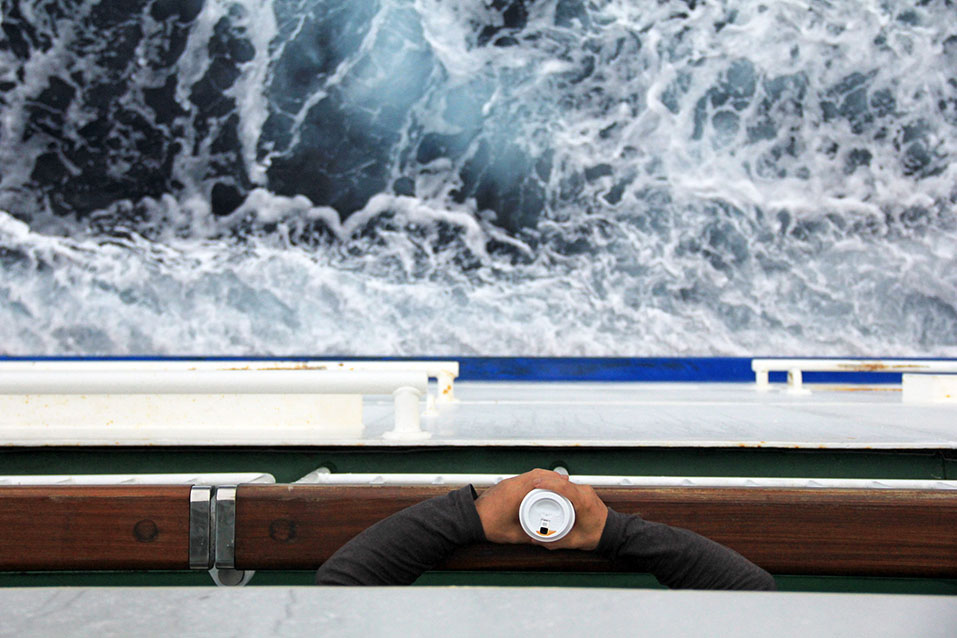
[[362, 381, 957, 449], [1, 381, 954, 448], [2, 587, 955, 638]]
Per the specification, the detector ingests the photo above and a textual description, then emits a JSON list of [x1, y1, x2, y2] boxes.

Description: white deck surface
[[363, 381, 957, 449], [1, 381, 954, 448], [2, 587, 954, 638]]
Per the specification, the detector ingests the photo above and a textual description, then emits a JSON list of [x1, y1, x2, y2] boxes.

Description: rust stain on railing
[[836, 363, 927, 372]]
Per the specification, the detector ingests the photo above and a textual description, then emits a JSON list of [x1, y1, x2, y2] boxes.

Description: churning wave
[[0, 0, 956, 356]]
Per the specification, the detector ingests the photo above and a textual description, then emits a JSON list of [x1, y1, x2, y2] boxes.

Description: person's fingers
[[531, 474, 581, 504], [481, 469, 603, 548], [525, 474, 607, 551], [528, 468, 558, 483]]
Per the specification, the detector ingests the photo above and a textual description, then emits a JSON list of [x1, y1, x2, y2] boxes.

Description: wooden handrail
[[234, 485, 957, 577], [0, 485, 191, 570], [1, 484, 954, 577]]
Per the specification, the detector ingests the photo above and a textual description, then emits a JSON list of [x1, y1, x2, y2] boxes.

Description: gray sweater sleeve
[[597, 507, 777, 590], [316, 486, 775, 590], [315, 485, 486, 585]]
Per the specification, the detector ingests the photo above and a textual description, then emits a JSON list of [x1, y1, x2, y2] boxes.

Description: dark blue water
[[0, 0, 955, 356]]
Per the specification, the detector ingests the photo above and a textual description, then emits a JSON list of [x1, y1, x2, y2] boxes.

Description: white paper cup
[[519, 488, 576, 542]]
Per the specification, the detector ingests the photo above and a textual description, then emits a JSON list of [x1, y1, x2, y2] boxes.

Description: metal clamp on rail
[[189, 486, 213, 570], [188, 485, 253, 586], [214, 486, 237, 570], [210, 486, 253, 586]]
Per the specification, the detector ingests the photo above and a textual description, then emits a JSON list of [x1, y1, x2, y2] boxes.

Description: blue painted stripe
[[456, 357, 755, 382], [454, 357, 907, 383], [1, 355, 950, 383]]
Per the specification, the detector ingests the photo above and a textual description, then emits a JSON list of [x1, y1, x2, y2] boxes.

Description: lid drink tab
[[519, 489, 575, 542]]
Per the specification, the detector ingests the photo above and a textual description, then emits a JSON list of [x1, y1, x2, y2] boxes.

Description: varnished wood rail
[[1, 484, 955, 577], [234, 485, 957, 577], [0, 485, 191, 570]]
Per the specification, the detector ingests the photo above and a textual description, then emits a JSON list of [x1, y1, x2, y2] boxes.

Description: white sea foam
[[0, 0, 956, 356], [2, 203, 955, 357]]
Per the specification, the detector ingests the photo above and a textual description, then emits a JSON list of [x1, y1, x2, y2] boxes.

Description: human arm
[[314, 484, 485, 585], [316, 469, 776, 590], [531, 473, 777, 590], [314, 470, 560, 585], [597, 508, 776, 590]]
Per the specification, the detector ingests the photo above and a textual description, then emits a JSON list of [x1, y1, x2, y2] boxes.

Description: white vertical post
[[384, 386, 430, 440], [787, 368, 807, 394], [754, 369, 770, 391], [436, 371, 457, 404]]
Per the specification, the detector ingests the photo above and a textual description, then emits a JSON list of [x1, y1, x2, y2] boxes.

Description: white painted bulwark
[[0, 369, 426, 395], [902, 374, 957, 403], [0, 368, 430, 445], [0, 393, 363, 444], [0, 359, 459, 404]]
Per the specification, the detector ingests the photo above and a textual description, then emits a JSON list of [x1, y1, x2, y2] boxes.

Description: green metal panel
[[1, 571, 955, 595], [944, 451, 957, 480], [0, 446, 949, 481]]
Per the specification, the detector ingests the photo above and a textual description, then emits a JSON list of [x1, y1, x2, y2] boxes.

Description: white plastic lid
[[519, 489, 576, 542]]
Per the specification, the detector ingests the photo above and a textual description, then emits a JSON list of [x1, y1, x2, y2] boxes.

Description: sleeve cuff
[[596, 507, 627, 559], [456, 484, 488, 543]]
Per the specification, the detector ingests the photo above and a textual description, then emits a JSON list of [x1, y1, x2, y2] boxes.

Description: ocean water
[[0, 0, 955, 356]]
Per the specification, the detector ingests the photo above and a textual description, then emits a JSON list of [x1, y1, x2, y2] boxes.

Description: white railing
[[0, 359, 460, 406], [0, 473, 276, 485], [0, 368, 432, 442], [0, 369, 425, 395], [294, 469, 957, 491], [751, 358, 957, 393]]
